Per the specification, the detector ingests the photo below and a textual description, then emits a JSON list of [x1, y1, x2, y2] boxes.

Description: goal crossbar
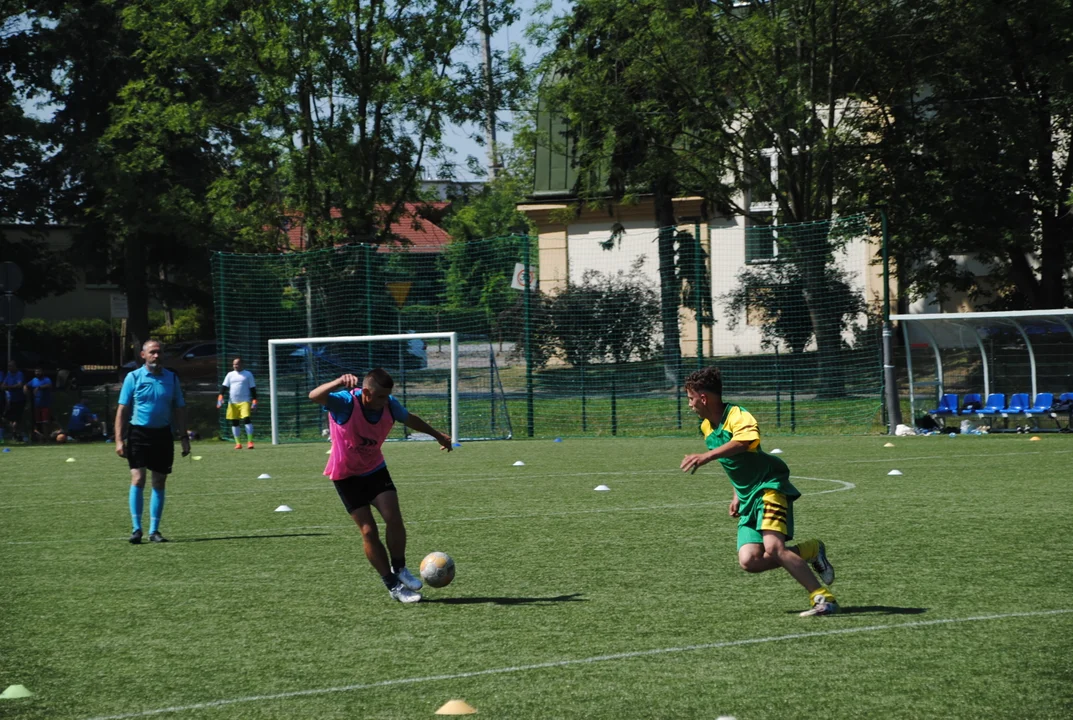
[[267, 332, 459, 446]]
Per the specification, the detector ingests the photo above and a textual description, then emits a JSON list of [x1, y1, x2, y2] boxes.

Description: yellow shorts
[[226, 401, 252, 420], [759, 490, 791, 535], [736, 489, 795, 549]]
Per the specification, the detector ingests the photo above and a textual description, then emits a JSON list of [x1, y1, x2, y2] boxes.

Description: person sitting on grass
[[678, 366, 839, 617], [68, 396, 109, 441]]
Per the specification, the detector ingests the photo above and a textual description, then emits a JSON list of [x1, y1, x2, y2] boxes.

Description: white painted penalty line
[[3, 477, 854, 545], [83, 608, 1073, 720]]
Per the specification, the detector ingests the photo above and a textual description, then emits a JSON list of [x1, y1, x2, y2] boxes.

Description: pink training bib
[[323, 390, 395, 480]]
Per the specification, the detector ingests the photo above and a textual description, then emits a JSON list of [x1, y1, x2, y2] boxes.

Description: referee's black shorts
[[333, 467, 397, 514], [126, 425, 175, 474]]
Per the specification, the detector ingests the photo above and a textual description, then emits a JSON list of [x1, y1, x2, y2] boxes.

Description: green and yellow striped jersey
[[701, 404, 799, 512]]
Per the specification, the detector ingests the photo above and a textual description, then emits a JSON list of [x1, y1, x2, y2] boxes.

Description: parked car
[[285, 334, 427, 375], [121, 340, 219, 382], [165, 341, 219, 381]]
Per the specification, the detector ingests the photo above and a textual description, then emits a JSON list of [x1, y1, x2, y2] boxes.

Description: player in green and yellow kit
[[679, 366, 838, 617]]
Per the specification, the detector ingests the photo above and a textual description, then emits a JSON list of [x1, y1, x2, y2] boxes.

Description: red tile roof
[[280, 203, 452, 253]]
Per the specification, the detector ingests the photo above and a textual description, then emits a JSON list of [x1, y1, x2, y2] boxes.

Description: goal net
[[267, 332, 512, 445]]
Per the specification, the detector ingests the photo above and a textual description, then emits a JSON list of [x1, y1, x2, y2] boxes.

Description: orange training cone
[[435, 699, 477, 715]]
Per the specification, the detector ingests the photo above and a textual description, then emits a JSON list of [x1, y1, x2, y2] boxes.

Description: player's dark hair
[[233, 356, 242, 363], [684, 366, 722, 396], [365, 367, 395, 390]]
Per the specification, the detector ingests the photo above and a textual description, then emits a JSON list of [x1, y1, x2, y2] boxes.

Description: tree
[[536, 0, 720, 387], [6, 0, 242, 348], [536, 0, 882, 395], [123, 0, 528, 251], [440, 172, 533, 337], [849, 0, 1073, 309], [724, 257, 866, 354], [0, 232, 78, 304]]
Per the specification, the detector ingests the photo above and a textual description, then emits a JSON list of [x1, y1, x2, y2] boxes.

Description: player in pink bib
[[310, 368, 452, 603]]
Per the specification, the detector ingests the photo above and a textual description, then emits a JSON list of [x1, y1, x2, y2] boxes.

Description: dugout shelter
[[893, 308, 1073, 425]]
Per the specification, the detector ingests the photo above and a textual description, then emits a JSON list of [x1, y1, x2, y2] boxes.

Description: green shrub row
[[13, 318, 117, 365]]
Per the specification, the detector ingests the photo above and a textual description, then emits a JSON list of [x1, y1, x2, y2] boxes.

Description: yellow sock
[[795, 538, 819, 562], [810, 588, 836, 605]]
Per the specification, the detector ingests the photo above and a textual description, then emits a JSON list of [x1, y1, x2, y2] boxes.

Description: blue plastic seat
[[1003, 393, 1030, 415], [978, 393, 1006, 416], [926, 393, 959, 416], [1024, 393, 1054, 415], [959, 393, 983, 415]]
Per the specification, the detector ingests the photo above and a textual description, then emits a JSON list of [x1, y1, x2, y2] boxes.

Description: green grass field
[[2, 434, 1072, 719]]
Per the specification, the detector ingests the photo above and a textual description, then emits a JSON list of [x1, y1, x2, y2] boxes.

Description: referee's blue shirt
[[119, 366, 186, 428]]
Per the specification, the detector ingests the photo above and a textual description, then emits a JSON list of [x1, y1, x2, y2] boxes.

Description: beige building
[[2, 224, 127, 322]]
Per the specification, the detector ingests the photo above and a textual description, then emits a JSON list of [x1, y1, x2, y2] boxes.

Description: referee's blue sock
[[129, 486, 143, 531], [149, 488, 165, 534]]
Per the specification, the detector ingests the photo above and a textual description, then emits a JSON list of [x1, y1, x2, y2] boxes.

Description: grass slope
[[1, 434, 1071, 719]]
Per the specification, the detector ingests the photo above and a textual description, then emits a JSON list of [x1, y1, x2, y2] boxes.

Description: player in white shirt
[[218, 357, 257, 449]]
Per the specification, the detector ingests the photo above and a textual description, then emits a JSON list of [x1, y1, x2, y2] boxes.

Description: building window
[[745, 216, 778, 264]]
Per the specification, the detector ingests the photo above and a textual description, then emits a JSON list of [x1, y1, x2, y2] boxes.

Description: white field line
[[1, 477, 854, 546], [844, 449, 1073, 464], [82, 608, 1073, 720]]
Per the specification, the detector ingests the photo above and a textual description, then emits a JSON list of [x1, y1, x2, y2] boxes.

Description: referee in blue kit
[[114, 339, 190, 544]]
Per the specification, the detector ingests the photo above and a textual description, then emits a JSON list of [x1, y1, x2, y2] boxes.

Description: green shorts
[[736, 490, 795, 549]]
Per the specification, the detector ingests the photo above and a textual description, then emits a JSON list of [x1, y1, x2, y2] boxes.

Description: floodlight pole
[[880, 210, 903, 434]]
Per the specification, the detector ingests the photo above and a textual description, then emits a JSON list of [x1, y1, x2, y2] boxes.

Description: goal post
[[268, 332, 459, 446]]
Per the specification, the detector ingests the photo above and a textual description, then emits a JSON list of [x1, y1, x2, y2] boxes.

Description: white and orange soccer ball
[[419, 551, 455, 588]]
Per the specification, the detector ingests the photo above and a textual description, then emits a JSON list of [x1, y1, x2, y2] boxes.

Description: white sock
[[232, 427, 241, 441], [245, 424, 254, 439]]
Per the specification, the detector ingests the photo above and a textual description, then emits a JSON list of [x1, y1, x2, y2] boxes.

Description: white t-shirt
[[222, 370, 256, 403]]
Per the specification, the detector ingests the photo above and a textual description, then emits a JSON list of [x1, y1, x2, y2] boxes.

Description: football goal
[[267, 331, 512, 445]]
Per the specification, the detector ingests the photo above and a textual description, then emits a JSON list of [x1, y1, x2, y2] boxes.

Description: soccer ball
[[55, 433, 67, 444], [419, 551, 455, 588]]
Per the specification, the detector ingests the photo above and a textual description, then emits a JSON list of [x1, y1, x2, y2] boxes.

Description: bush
[[13, 318, 116, 366]]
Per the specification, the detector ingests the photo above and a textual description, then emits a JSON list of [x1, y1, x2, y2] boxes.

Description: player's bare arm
[[308, 374, 360, 405], [679, 438, 751, 472], [114, 403, 129, 457], [404, 413, 453, 451], [729, 495, 741, 517]]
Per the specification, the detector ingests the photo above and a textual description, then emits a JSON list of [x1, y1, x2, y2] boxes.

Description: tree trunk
[[1039, 209, 1069, 308], [124, 232, 151, 353], [654, 184, 681, 387], [797, 226, 845, 399]]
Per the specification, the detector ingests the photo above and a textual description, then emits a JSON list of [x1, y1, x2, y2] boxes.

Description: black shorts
[[126, 425, 175, 474], [333, 466, 397, 514], [3, 402, 24, 422]]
